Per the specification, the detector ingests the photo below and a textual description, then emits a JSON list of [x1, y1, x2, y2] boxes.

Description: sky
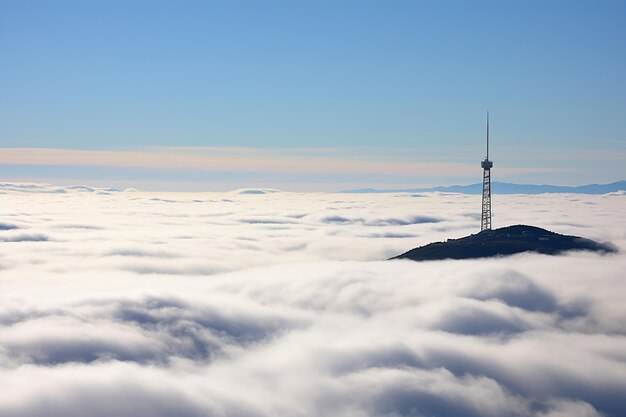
[[1, 0, 625, 190], [1, 184, 625, 416]]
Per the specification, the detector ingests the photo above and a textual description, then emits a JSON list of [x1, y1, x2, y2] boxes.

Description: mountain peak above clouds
[[391, 224, 617, 261]]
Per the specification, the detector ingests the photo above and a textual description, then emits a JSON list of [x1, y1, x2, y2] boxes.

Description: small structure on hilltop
[[389, 114, 618, 261], [480, 112, 493, 231]]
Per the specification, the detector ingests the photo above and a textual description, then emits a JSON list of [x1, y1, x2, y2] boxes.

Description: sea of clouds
[[1, 182, 625, 417]]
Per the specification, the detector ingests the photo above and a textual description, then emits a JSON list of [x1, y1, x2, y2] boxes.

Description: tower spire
[[480, 112, 493, 231], [486, 111, 489, 160]]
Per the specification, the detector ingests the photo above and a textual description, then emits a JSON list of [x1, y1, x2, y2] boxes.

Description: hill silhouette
[[391, 225, 617, 261]]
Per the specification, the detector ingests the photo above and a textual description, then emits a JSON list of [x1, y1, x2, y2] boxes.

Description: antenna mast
[[480, 112, 493, 231]]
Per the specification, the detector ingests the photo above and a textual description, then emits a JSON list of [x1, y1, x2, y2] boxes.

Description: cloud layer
[[1, 184, 625, 416]]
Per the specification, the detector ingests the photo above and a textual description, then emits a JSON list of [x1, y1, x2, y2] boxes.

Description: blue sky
[[1, 0, 625, 190]]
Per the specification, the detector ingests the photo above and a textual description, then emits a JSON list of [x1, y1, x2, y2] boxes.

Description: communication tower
[[480, 112, 493, 231]]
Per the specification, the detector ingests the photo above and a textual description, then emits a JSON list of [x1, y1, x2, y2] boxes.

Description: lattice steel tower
[[480, 112, 493, 231]]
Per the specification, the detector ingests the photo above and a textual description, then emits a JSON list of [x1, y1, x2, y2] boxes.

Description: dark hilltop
[[391, 224, 617, 262]]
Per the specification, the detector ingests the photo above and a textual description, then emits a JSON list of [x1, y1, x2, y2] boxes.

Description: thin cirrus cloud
[[8, 146, 619, 192], [0, 183, 625, 416], [0, 147, 559, 181]]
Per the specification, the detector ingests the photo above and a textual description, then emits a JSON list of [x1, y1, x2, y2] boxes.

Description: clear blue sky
[[1, 0, 625, 190]]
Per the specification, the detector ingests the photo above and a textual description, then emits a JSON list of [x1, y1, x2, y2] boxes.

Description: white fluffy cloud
[[1, 183, 625, 416]]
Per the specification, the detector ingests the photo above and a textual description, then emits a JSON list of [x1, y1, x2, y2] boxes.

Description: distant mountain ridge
[[342, 180, 626, 195]]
